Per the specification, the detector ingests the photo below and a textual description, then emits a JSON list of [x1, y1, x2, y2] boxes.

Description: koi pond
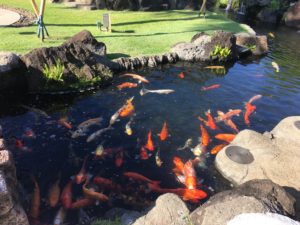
[[0, 26, 300, 225]]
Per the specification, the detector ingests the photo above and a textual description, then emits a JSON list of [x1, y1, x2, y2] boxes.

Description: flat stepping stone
[[215, 116, 300, 216], [0, 8, 21, 27]]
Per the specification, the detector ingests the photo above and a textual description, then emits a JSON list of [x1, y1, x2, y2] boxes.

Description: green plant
[[210, 45, 232, 59], [244, 44, 256, 51], [91, 218, 122, 225], [42, 59, 65, 83], [270, 0, 280, 10]]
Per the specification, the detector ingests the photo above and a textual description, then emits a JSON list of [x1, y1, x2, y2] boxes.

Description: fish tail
[[151, 181, 161, 186], [139, 87, 149, 96]]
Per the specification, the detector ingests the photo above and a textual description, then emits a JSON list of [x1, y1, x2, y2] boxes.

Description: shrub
[[210, 45, 232, 60], [42, 59, 65, 83]]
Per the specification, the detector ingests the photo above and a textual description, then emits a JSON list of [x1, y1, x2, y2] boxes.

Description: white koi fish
[[140, 87, 175, 96]]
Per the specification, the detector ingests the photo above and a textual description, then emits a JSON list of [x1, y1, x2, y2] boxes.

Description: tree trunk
[[225, 0, 233, 11]]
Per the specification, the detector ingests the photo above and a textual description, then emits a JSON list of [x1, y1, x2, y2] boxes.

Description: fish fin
[[139, 87, 148, 96]]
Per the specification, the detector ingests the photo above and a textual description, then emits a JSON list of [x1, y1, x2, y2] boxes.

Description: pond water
[[0, 26, 300, 224]]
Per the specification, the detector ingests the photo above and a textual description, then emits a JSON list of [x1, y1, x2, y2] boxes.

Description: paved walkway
[[0, 8, 21, 26]]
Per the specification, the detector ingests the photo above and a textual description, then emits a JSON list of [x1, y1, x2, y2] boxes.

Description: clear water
[[0, 26, 300, 224]]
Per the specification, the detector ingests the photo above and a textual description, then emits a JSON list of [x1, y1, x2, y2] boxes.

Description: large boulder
[[0, 52, 27, 93], [170, 31, 238, 62], [257, 8, 279, 24], [190, 179, 296, 225], [285, 0, 300, 28], [215, 116, 300, 219], [235, 32, 268, 55], [133, 193, 190, 225], [21, 30, 117, 92]]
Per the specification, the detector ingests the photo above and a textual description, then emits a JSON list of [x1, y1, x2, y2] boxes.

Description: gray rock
[[235, 32, 268, 55], [257, 8, 278, 24], [21, 30, 116, 92], [190, 179, 296, 225], [0, 52, 27, 93], [285, 0, 300, 29], [133, 193, 190, 225]]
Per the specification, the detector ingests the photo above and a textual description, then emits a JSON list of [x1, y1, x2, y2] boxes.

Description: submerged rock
[[0, 52, 27, 93], [133, 193, 190, 225], [190, 179, 295, 225], [215, 116, 300, 219], [285, 0, 300, 29], [21, 30, 117, 92]]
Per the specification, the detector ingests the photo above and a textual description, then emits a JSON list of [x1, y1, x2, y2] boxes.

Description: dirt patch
[[0, 5, 36, 27]]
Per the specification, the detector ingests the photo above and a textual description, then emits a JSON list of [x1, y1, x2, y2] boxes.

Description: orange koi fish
[[244, 102, 256, 126], [23, 128, 36, 138], [93, 176, 120, 191], [30, 176, 40, 219], [216, 109, 242, 122], [178, 72, 185, 79], [144, 130, 154, 151], [206, 110, 219, 130], [70, 198, 96, 209], [120, 73, 149, 83], [82, 181, 109, 202], [117, 82, 138, 90], [210, 143, 228, 155], [201, 84, 220, 91], [158, 121, 168, 141], [200, 124, 211, 147], [61, 180, 73, 209], [123, 172, 160, 185], [225, 119, 239, 133], [15, 139, 24, 148], [115, 151, 124, 167], [48, 177, 61, 208], [216, 110, 239, 132], [173, 156, 185, 174], [58, 117, 72, 129], [204, 66, 225, 69], [147, 183, 207, 202], [75, 156, 88, 184], [183, 160, 197, 190], [119, 97, 135, 118], [215, 133, 236, 143], [140, 146, 149, 160]]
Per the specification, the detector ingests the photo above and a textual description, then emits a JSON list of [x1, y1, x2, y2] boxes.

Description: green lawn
[[0, 0, 246, 58]]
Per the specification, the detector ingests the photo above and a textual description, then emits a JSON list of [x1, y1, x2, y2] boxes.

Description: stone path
[[0, 8, 21, 26]]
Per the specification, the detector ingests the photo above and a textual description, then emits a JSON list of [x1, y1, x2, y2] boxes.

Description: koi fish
[[109, 111, 120, 127], [205, 109, 219, 130], [216, 109, 242, 122], [215, 133, 236, 143], [125, 118, 133, 136], [20, 104, 49, 118], [272, 61, 280, 72], [148, 183, 207, 202], [48, 177, 61, 207], [173, 156, 185, 174], [200, 124, 211, 147], [23, 128, 36, 139], [191, 142, 206, 157], [210, 143, 228, 155], [244, 102, 256, 126], [177, 138, 193, 151], [53, 207, 66, 225], [61, 180, 73, 209], [248, 94, 262, 104], [140, 87, 175, 96], [204, 66, 225, 69], [119, 97, 135, 117], [158, 121, 168, 141], [15, 139, 24, 148], [155, 150, 163, 167], [123, 172, 160, 185], [115, 150, 124, 167], [86, 126, 113, 143], [30, 176, 40, 219], [70, 198, 96, 209], [268, 32, 275, 38], [144, 130, 154, 151], [120, 73, 149, 83], [139, 146, 149, 160], [75, 156, 88, 184], [178, 72, 185, 79], [224, 118, 239, 133], [92, 143, 104, 159], [93, 176, 120, 191], [201, 84, 220, 91], [117, 82, 138, 90], [82, 181, 109, 202], [183, 160, 197, 190]]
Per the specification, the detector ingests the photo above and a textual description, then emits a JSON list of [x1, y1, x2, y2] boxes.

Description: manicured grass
[[0, 0, 246, 58]]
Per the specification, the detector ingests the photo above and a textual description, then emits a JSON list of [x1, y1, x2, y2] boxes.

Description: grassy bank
[[0, 0, 246, 58]]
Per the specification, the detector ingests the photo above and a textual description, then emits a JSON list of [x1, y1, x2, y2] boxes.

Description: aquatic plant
[[210, 45, 232, 60], [42, 59, 65, 83], [244, 44, 256, 51]]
